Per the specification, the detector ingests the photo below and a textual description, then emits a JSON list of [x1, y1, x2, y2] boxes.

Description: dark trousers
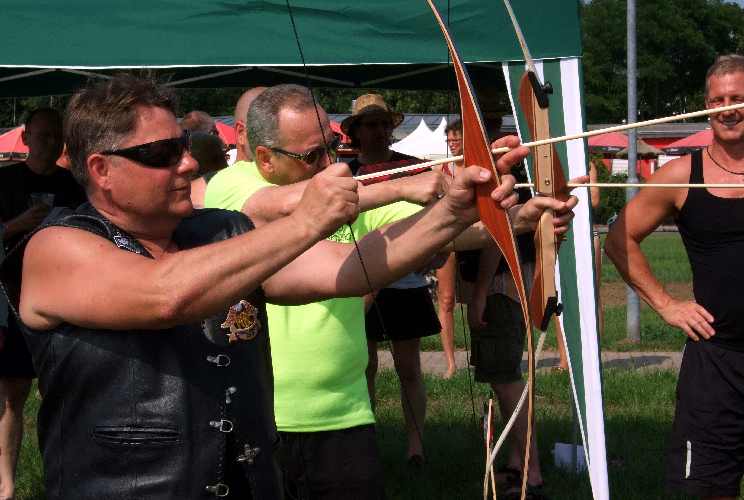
[[278, 425, 385, 500]]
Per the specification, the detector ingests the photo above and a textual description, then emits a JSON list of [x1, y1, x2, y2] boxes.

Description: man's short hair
[[25, 107, 62, 131], [246, 84, 316, 156], [181, 110, 216, 135], [64, 74, 177, 187], [705, 54, 744, 97], [445, 118, 462, 135]]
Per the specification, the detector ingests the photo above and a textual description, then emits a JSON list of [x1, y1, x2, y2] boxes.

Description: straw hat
[[340, 94, 404, 136]]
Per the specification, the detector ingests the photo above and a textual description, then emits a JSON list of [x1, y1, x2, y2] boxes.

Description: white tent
[[391, 118, 449, 159]]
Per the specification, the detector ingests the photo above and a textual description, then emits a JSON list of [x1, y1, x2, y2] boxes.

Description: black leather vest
[[1, 204, 282, 499]]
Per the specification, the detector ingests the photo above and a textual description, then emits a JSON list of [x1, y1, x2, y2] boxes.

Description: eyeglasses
[[100, 131, 191, 168], [270, 135, 341, 166]]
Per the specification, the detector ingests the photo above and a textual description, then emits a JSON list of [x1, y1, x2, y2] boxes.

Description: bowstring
[[444, 0, 479, 435], [284, 0, 426, 461]]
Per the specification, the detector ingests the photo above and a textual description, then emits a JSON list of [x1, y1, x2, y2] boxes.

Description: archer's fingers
[[491, 174, 516, 205], [490, 135, 529, 176]]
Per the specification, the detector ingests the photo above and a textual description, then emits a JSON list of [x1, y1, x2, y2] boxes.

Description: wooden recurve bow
[[503, 0, 570, 333], [425, 2, 535, 499]]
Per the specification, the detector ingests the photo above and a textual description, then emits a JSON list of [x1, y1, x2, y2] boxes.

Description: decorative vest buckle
[[206, 354, 231, 367], [205, 482, 230, 497], [237, 444, 261, 465], [209, 419, 234, 433]]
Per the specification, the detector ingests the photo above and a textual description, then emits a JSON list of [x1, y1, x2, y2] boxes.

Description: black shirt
[[677, 149, 744, 351], [0, 162, 86, 252]]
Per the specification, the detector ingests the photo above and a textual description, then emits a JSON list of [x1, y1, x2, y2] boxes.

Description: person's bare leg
[[491, 380, 543, 486], [392, 338, 426, 461], [0, 377, 32, 500], [366, 339, 379, 411], [436, 255, 457, 379], [593, 232, 605, 337]]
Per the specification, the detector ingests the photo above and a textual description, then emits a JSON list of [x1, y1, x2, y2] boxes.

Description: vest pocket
[[92, 425, 181, 447]]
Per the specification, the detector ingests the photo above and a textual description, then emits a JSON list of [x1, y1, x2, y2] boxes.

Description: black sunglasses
[[100, 131, 191, 168], [269, 135, 341, 166]]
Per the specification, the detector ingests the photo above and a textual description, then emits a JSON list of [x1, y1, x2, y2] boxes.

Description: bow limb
[[424, 3, 534, 500]]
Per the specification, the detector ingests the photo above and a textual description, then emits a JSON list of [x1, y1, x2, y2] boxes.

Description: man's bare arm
[[20, 164, 359, 331], [243, 168, 445, 225], [265, 140, 531, 303], [605, 156, 714, 340]]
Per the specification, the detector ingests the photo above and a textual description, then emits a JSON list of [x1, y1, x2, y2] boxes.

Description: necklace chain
[[706, 146, 744, 175]]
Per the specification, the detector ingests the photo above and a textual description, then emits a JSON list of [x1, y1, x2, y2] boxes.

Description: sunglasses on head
[[100, 130, 191, 168], [269, 134, 341, 166]]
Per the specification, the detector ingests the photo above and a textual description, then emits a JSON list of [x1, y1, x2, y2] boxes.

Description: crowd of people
[[0, 75, 575, 500], [0, 51, 741, 500]]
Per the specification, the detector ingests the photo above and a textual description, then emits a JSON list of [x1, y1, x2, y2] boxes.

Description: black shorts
[[665, 340, 744, 498], [365, 287, 440, 342], [278, 424, 385, 500], [470, 294, 525, 385], [0, 316, 35, 378]]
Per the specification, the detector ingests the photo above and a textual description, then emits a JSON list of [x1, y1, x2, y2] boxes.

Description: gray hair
[[705, 54, 744, 97], [246, 84, 317, 156]]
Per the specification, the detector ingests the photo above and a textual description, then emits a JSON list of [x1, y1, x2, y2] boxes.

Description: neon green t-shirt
[[205, 160, 420, 431]]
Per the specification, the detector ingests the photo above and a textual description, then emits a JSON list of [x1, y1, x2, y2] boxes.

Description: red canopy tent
[[664, 128, 712, 149], [214, 121, 236, 147], [330, 121, 350, 144], [0, 126, 28, 161], [588, 131, 628, 148]]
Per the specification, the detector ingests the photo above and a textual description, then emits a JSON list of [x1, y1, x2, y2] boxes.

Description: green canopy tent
[[1, 1, 580, 95], [2, 2, 608, 498]]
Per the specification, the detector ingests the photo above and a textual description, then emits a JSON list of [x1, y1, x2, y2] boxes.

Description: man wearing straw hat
[[343, 93, 441, 468], [607, 54, 744, 500]]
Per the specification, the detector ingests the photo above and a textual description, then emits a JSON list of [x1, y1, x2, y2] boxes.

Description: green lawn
[[16, 370, 692, 500], [421, 232, 692, 353]]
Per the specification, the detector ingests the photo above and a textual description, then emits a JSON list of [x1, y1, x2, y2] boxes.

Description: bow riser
[[425, 3, 534, 500], [517, 71, 569, 331]]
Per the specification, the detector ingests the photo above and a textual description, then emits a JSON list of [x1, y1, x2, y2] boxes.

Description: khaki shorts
[[470, 294, 525, 385]]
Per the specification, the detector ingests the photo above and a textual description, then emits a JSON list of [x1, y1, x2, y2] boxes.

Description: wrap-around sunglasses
[[269, 134, 341, 166], [100, 131, 190, 168]]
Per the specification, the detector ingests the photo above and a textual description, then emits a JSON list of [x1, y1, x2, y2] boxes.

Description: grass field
[[15, 369, 693, 500], [12, 232, 697, 499], [420, 232, 693, 353]]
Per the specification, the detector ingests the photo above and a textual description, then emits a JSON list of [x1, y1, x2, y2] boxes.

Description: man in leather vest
[[0, 75, 569, 499]]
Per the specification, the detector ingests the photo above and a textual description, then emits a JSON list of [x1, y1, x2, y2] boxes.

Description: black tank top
[[677, 149, 744, 350]]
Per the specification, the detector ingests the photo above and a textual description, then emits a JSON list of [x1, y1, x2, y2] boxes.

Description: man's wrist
[[508, 204, 535, 234]]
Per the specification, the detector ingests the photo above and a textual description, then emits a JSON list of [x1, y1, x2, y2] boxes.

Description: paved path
[[378, 350, 683, 377]]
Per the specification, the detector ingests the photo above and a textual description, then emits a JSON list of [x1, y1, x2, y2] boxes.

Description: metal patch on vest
[[221, 300, 261, 343], [112, 231, 144, 255]]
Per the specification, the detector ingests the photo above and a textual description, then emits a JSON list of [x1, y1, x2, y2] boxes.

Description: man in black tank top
[[1, 75, 573, 499], [606, 54, 744, 500]]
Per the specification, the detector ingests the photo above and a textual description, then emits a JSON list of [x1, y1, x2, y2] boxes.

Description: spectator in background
[[344, 94, 440, 466], [0, 107, 85, 500], [233, 87, 267, 163], [434, 119, 464, 379], [182, 110, 228, 208], [181, 110, 219, 136]]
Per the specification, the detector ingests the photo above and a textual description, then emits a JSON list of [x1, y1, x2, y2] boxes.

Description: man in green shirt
[[206, 84, 577, 499]]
